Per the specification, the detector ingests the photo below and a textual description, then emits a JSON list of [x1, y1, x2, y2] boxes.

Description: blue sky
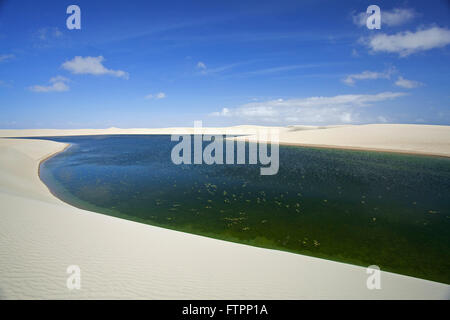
[[0, 0, 449, 128]]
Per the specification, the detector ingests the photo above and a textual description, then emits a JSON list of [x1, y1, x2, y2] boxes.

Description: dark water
[[35, 135, 450, 283]]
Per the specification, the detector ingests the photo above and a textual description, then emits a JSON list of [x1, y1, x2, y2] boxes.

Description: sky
[[0, 0, 449, 128]]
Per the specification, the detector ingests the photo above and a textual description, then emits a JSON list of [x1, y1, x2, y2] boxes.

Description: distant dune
[[275, 124, 450, 157], [1, 124, 449, 157]]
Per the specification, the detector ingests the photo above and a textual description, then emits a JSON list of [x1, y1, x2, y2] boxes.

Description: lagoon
[[35, 135, 450, 284]]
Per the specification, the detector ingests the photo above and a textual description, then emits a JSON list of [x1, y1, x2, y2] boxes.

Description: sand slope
[[276, 124, 450, 157], [0, 137, 449, 299]]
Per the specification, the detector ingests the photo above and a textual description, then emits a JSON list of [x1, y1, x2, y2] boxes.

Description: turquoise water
[[36, 135, 450, 283]]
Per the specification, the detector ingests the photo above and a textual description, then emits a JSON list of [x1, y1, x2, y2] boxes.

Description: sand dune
[[236, 124, 450, 157], [276, 124, 450, 157], [0, 127, 449, 299]]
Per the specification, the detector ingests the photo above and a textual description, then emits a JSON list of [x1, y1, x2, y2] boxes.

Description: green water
[[36, 135, 450, 284]]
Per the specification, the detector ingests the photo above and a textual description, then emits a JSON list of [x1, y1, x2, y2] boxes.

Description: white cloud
[[237, 64, 324, 77], [342, 68, 394, 86], [49, 75, 70, 83], [62, 56, 129, 79], [364, 27, 450, 57], [383, 8, 416, 26], [33, 27, 64, 48], [198, 62, 243, 76], [395, 76, 423, 89], [377, 116, 388, 123], [197, 61, 207, 69], [0, 80, 12, 88], [353, 8, 416, 27], [37, 27, 63, 41], [29, 76, 70, 93], [0, 54, 15, 62], [145, 92, 166, 100], [211, 92, 406, 124], [211, 107, 230, 116]]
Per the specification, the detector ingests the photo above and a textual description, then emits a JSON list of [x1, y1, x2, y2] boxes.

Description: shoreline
[[276, 142, 450, 158], [37, 143, 71, 206], [10, 136, 450, 159]]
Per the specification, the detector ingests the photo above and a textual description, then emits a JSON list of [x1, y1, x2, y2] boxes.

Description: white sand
[[241, 124, 450, 157], [0, 125, 449, 299]]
